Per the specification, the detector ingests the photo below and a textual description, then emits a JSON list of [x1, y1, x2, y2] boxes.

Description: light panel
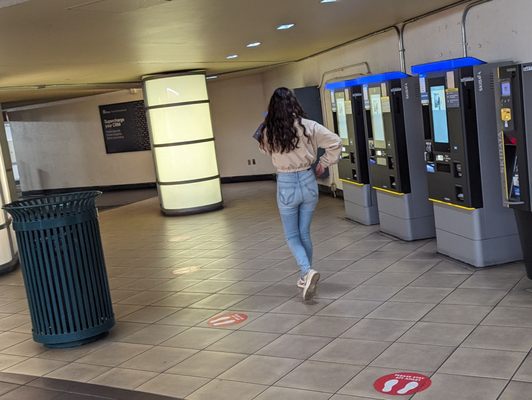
[[143, 72, 223, 215], [144, 74, 208, 107], [277, 23, 295, 30], [147, 102, 214, 145], [159, 179, 222, 211], [154, 141, 219, 183]]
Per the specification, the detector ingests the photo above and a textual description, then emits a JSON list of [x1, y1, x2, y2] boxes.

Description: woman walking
[[257, 87, 342, 301]]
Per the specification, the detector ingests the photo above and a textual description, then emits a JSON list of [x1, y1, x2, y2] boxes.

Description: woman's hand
[[315, 163, 326, 178]]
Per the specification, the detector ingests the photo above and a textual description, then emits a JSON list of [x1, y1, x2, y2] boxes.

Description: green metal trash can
[[3, 191, 114, 348]]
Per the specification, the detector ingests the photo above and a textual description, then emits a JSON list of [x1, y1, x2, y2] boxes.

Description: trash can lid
[[3, 191, 102, 219]]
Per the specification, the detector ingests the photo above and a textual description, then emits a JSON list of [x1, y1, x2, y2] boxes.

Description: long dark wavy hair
[[259, 87, 308, 153]]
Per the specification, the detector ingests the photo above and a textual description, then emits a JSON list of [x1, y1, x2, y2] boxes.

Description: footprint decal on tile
[[382, 379, 399, 393], [397, 381, 419, 394]]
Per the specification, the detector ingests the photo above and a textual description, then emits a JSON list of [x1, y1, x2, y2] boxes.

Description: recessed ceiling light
[[320, 0, 337, 3], [277, 23, 295, 30], [226, 54, 239, 59], [246, 42, 262, 48], [206, 75, 218, 80]]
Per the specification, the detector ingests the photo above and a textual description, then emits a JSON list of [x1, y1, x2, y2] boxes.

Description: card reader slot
[[436, 163, 451, 173]]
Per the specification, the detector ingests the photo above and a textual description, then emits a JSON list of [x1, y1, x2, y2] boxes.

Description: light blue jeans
[[277, 169, 319, 278]]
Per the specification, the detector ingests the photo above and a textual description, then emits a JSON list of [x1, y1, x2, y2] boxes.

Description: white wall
[[7, 90, 156, 192], [208, 74, 274, 177], [211, 0, 532, 184]]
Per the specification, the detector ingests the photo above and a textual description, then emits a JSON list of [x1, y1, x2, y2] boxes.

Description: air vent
[[66, 0, 170, 13]]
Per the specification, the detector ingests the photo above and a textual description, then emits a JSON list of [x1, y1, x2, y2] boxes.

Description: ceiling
[[0, 0, 465, 106]]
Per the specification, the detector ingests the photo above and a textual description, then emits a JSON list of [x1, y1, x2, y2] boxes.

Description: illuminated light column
[[0, 125, 17, 273], [143, 72, 223, 215]]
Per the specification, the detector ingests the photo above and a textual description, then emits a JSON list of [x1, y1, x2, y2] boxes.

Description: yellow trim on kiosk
[[340, 179, 364, 187], [373, 186, 405, 196], [429, 198, 476, 211]]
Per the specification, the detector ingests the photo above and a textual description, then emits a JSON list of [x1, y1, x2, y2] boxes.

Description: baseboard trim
[[221, 174, 276, 184], [0, 255, 19, 275], [21, 183, 157, 197]]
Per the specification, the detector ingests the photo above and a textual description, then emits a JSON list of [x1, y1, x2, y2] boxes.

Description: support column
[[0, 120, 18, 274], [143, 72, 223, 215]]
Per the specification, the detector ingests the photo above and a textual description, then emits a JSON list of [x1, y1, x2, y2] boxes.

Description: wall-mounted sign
[[99, 100, 150, 154]]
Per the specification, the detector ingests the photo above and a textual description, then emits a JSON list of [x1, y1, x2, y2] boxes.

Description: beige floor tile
[[168, 351, 247, 378], [0, 338, 45, 358], [462, 325, 532, 352], [138, 373, 210, 398], [120, 346, 197, 372], [162, 327, 231, 350], [397, 322, 475, 347], [187, 379, 267, 400], [370, 342, 454, 372], [514, 353, 532, 382], [0, 354, 28, 370], [76, 342, 151, 367], [438, 347, 526, 379], [311, 338, 389, 366], [276, 360, 362, 393], [341, 319, 413, 342], [412, 373, 506, 400], [89, 367, 157, 390], [119, 306, 180, 323], [45, 362, 110, 382], [121, 324, 188, 345], [499, 381, 532, 399], [256, 387, 331, 400], [219, 355, 301, 385], [4, 357, 67, 376], [0, 332, 31, 351]]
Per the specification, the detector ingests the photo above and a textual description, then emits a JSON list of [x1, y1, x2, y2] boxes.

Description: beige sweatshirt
[[260, 118, 342, 173]]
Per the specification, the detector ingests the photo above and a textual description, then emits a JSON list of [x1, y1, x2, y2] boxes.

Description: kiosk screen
[[369, 91, 385, 146], [335, 92, 349, 142], [430, 85, 450, 144]]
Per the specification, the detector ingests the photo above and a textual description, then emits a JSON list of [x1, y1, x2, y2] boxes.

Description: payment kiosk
[[495, 63, 532, 277], [360, 72, 435, 241], [327, 83, 378, 225], [413, 58, 522, 267]]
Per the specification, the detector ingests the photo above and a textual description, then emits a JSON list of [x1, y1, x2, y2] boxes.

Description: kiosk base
[[343, 183, 379, 226], [514, 209, 532, 279], [376, 192, 435, 241], [434, 204, 523, 268]]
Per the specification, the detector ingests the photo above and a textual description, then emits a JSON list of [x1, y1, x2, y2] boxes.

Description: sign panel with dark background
[[99, 100, 151, 154]]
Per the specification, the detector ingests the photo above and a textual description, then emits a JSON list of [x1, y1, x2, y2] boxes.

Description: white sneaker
[[297, 277, 305, 289], [302, 269, 320, 301]]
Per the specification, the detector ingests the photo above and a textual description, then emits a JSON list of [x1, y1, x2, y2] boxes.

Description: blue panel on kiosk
[[355, 71, 409, 86], [325, 71, 409, 91], [411, 57, 485, 75], [325, 79, 358, 91]]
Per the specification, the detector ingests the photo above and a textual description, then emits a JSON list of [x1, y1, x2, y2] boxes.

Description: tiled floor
[[0, 181, 532, 399]]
